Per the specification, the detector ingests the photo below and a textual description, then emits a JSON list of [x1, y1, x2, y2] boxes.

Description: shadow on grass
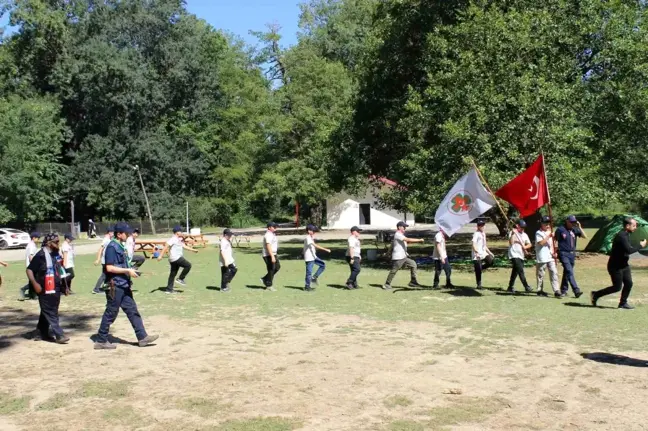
[[284, 286, 307, 291], [206, 286, 221, 291], [149, 287, 184, 294], [443, 287, 483, 297], [494, 291, 535, 297], [0, 306, 95, 351], [564, 302, 615, 309], [581, 352, 648, 367], [245, 285, 267, 290], [327, 284, 352, 290]]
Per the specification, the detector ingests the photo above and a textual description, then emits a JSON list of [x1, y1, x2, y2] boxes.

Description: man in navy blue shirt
[[555, 215, 587, 298], [94, 222, 158, 350]]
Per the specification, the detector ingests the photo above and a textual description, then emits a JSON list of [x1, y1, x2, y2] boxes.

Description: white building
[[326, 178, 415, 229]]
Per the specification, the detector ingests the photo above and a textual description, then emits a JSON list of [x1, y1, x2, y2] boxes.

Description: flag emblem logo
[[449, 192, 474, 214]]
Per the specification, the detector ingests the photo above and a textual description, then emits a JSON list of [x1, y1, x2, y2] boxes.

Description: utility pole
[[133, 165, 156, 235], [186, 201, 189, 234], [70, 200, 75, 236]]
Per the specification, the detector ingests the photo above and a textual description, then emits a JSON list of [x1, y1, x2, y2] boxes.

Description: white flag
[[434, 168, 496, 237]]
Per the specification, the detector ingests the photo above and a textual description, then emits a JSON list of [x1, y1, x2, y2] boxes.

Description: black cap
[[43, 232, 59, 245], [566, 215, 577, 223], [223, 228, 234, 236], [476, 220, 486, 226], [64, 233, 75, 240], [541, 216, 552, 224], [517, 219, 527, 228], [267, 222, 279, 228], [106, 225, 114, 233], [172, 225, 183, 233], [133, 228, 140, 234], [30, 231, 41, 239], [306, 224, 318, 232], [114, 222, 133, 234], [396, 221, 409, 228], [350, 226, 362, 233]]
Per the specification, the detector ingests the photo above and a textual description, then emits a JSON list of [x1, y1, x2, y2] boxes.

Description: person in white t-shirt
[[303, 224, 331, 292], [345, 226, 363, 289], [472, 220, 495, 289], [219, 228, 238, 293], [383, 221, 424, 290], [260, 222, 280, 291], [158, 225, 198, 294], [61, 233, 76, 294], [535, 216, 560, 298], [126, 228, 146, 269], [19, 231, 41, 300], [507, 219, 533, 293], [92, 226, 114, 294], [433, 229, 454, 289]]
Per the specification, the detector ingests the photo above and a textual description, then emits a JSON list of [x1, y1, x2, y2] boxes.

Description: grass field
[[2, 230, 648, 430]]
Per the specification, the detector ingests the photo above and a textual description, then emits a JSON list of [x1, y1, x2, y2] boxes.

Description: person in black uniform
[[26, 233, 70, 344], [591, 217, 647, 309], [94, 222, 158, 349]]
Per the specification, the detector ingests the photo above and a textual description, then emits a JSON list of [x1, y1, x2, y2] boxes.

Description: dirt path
[[0, 307, 645, 431]]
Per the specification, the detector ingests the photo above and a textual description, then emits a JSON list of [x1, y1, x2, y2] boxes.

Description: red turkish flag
[[495, 154, 549, 217]]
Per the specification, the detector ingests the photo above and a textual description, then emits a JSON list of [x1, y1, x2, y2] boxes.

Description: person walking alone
[[473, 220, 494, 290], [556, 215, 586, 298], [158, 225, 198, 294], [383, 221, 424, 290], [591, 217, 647, 309], [260, 222, 280, 291], [507, 220, 533, 294], [303, 224, 331, 292], [535, 216, 561, 298], [219, 229, 238, 293], [345, 226, 362, 290]]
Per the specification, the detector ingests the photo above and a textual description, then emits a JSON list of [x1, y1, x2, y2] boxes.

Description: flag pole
[[541, 150, 559, 264], [469, 158, 510, 226]]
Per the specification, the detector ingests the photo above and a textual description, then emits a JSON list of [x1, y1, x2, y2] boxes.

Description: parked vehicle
[[0, 228, 30, 249]]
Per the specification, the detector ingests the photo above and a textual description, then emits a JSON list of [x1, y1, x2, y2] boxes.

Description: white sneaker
[[175, 279, 187, 286]]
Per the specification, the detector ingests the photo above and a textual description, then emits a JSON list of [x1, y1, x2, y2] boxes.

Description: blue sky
[[187, 0, 301, 47], [0, 1, 303, 47]]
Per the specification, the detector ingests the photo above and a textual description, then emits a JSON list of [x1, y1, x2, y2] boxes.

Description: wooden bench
[[219, 234, 251, 248], [134, 239, 168, 259], [181, 233, 208, 248]]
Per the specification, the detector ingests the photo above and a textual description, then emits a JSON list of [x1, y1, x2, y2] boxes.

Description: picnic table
[[134, 239, 168, 259], [181, 233, 208, 248], [219, 234, 251, 248]]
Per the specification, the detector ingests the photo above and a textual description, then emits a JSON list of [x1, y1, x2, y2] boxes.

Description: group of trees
[[0, 0, 647, 230]]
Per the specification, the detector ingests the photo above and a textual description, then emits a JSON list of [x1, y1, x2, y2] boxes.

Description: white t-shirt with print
[[100, 236, 111, 265], [392, 231, 408, 260], [432, 231, 447, 260], [25, 241, 38, 267], [303, 235, 317, 262], [219, 237, 234, 267], [535, 230, 554, 264], [347, 236, 361, 258], [262, 231, 278, 257], [61, 241, 75, 268], [167, 236, 184, 262], [508, 231, 531, 260], [472, 231, 488, 260]]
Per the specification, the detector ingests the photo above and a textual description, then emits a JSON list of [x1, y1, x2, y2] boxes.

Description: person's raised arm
[[157, 243, 170, 261], [404, 237, 424, 244], [314, 243, 331, 253], [0, 260, 8, 267], [183, 244, 198, 253], [576, 222, 587, 239]]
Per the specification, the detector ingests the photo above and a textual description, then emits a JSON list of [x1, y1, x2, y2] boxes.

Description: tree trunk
[[491, 206, 515, 237]]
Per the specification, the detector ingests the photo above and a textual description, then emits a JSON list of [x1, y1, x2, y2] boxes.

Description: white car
[[0, 228, 31, 249]]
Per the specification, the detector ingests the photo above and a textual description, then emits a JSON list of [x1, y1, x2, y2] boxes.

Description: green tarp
[[583, 214, 648, 255]]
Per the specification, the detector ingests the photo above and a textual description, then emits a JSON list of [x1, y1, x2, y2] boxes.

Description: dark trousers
[[167, 257, 192, 289], [221, 265, 238, 289], [65, 267, 75, 290], [305, 258, 326, 287], [474, 256, 493, 286], [130, 255, 145, 269], [508, 258, 530, 289], [94, 266, 106, 291], [346, 257, 361, 286], [559, 253, 580, 294], [433, 259, 452, 286], [37, 293, 64, 338], [97, 288, 147, 343], [21, 278, 36, 299], [262, 256, 281, 286], [594, 265, 633, 306]]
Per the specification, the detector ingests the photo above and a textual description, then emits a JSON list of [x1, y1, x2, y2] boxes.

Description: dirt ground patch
[[1, 309, 647, 431]]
